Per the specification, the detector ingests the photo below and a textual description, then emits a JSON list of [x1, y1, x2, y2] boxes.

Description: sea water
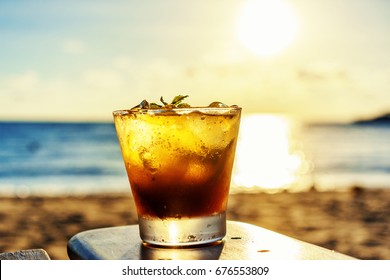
[[1, 116, 390, 195], [0, 121, 128, 196]]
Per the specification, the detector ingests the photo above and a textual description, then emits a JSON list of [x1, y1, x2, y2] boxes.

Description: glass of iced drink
[[113, 97, 241, 246]]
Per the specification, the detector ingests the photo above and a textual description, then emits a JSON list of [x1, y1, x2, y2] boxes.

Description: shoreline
[[0, 188, 389, 260]]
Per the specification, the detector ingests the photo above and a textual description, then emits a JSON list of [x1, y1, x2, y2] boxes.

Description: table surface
[[67, 221, 356, 260]]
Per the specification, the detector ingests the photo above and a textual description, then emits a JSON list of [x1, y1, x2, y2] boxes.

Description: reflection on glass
[[232, 114, 313, 193], [141, 241, 224, 260]]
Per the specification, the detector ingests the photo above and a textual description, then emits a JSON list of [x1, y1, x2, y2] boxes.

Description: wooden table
[[0, 249, 50, 260], [67, 220, 356, 260]]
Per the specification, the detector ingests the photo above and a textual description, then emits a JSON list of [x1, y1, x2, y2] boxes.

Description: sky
[[1, 0, 390, 123]]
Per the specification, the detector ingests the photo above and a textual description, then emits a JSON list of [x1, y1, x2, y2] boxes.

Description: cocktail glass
[[113, 106, 241, 246]]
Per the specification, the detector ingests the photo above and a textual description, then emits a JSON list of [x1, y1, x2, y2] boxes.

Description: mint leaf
[[160, 96, 168, 105], [171, 95, 189, 105]]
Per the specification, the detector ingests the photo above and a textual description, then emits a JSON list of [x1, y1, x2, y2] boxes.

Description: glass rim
[[113, 106, 242, 116]]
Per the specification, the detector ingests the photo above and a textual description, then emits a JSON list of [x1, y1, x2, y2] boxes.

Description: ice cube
[[139, 149, 160, 173], [208, 101, 228, 108]]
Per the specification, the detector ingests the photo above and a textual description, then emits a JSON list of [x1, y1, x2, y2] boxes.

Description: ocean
[[1, 114, 389, 196]]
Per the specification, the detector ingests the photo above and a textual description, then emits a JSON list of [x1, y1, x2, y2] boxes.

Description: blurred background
[[1, 0, 390, 195]]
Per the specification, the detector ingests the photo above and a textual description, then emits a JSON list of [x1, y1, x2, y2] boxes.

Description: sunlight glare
[[236, 0, 298, 57], [168, 222, 179, 243], [232, 114, 310, 193]]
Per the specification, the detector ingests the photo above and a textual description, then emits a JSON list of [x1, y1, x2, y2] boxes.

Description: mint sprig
[[132, 95, 190, 110]]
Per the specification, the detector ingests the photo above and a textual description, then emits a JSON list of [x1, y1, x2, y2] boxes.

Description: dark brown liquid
[[127, 140, 236, 219]]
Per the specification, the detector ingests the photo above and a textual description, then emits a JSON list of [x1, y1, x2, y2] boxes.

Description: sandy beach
[[0, 188, 389, 260]]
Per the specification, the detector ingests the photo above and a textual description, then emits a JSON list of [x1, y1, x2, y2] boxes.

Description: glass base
[[138, 212, 226, 247]]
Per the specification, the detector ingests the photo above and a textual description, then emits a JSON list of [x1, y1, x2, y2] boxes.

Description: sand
[[0, 188, 389, 260]]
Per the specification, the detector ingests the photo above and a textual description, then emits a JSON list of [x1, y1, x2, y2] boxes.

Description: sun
[[236, 0, 299, 57]]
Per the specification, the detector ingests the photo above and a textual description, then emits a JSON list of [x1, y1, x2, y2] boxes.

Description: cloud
[[112, 55, 135, 71], [6, 71, 40, 93], [297, 63, 348, 81], [1, 55, 389, 123], [81, 69, 126, 89], [62, 39, 87, 54]]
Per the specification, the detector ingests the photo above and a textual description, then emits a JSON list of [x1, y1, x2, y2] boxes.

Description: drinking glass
[[113, 106, 241, 246]]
